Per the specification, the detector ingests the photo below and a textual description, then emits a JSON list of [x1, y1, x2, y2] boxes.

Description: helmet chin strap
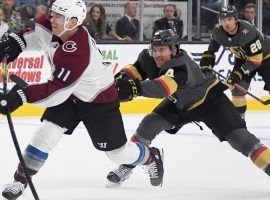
[[56, 19, 78, 37]]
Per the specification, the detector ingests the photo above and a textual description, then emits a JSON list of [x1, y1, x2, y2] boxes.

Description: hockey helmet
[[51, 0, 87, 28], [218, 5, 238, 20], [150, 29, 180, 49]]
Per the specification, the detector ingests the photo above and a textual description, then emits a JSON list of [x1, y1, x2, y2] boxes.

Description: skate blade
[[106, 180, 121, 188]]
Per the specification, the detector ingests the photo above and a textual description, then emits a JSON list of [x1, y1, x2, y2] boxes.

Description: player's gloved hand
[[115, 71, 141, 102], [199, 51, 216, 74], [0, 32, 26, 63], [0, 85, 27, 115], [227, 70, 243, 85]]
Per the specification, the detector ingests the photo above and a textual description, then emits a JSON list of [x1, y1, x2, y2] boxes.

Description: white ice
[[1, 111, 270, 200]]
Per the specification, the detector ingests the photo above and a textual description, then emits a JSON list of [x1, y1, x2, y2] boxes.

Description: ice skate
[[106, 164, 134, 188], [146, 147, 164, 187], [2, 181, 26, 200]]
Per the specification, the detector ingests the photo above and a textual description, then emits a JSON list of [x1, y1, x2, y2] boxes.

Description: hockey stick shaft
[[1, 56, 40, 200], [211, 69, 270, 105]]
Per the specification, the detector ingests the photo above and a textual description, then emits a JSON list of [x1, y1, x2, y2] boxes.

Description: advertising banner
[[0, 44, 267, 98], [0, 43, 269, 115], [0, 51, 51, 92]]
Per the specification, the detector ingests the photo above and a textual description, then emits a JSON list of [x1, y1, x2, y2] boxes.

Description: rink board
[[2, 97, 269, 117], [1, 44, 270, 116]]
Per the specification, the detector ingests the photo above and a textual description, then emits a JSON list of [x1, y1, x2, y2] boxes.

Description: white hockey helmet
[[51, 0, 87, 28]]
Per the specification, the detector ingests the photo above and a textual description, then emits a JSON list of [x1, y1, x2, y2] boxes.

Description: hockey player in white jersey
[[0, 0, 163, 199]]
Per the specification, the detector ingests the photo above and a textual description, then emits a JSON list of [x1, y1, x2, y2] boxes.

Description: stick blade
[[263, 99, 270, 105]]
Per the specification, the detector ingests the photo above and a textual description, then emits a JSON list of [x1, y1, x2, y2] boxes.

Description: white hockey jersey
[[21, 15, 116, 107]]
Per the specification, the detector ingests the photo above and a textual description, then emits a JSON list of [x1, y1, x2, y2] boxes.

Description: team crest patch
[[242, 28, 249, 35], [62, 41, 77, 52]]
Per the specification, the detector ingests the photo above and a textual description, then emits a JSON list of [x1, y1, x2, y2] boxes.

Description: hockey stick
[[10, 74, 28, 88], [211, 69, 270, 105], [1, 56, 40, 200]]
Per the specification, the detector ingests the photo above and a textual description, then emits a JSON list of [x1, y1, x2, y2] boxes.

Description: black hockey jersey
[[208, 20, 270, 74], [121, 49, 159, 81], [121, 49, 224, 110]]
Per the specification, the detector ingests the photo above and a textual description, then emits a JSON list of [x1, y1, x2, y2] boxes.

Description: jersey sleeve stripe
[[247, 53, 263, 65], [156, 75, 178, 95], [122, 65, 143, 80]]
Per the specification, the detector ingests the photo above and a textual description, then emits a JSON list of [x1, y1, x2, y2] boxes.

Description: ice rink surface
[[1, 111, 270, 200]]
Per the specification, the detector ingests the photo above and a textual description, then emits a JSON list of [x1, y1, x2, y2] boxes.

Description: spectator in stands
[[0, 7, 9, 38], [83, 4, 131, 41], [14, 0, 43, 9], [2, 0, 23, 32], [152, 4, 183, 39], [35, 4, 47, 20], [242, 3, 256, 25], [115, 1, 140, 41], [20, 4, 35, 29]]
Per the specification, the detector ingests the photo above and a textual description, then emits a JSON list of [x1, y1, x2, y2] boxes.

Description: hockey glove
[[199, 51, 216, 74], [0, 85, 27, 115], [0, 32, 26, 63], [115, 71, 141, 102]]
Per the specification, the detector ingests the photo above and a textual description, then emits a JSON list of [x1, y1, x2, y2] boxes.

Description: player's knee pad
[[135, 112, 173, 142], [105, 142, 150, 166], [225, 128, 260, 157], [29, 120, 67, 152]]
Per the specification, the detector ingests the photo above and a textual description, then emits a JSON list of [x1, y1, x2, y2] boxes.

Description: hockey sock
[[130, 135, 140, 143], [131, 133, 151, 146], [250, 144, 270, 175], [14, 144, 49, 183]]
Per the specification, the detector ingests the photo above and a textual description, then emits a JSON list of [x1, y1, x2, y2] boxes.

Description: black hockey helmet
[[150, 29, 180, 49], [218, 5, 238, 20]]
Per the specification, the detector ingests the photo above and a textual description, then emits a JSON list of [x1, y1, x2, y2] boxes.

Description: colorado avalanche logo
[[62, 41, 77, 53]]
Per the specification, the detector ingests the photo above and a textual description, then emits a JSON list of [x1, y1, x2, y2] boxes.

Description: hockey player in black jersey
[[107, 29, 270, 188], [200, 5, 270, 119]]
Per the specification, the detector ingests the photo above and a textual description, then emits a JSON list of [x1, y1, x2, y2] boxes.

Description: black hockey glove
[[0, 85, 27, 115], [115, 71, 141, 102], [227, 70, 243, 85], [0, 32, 26, 63], [199, 51, 216, 74]]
